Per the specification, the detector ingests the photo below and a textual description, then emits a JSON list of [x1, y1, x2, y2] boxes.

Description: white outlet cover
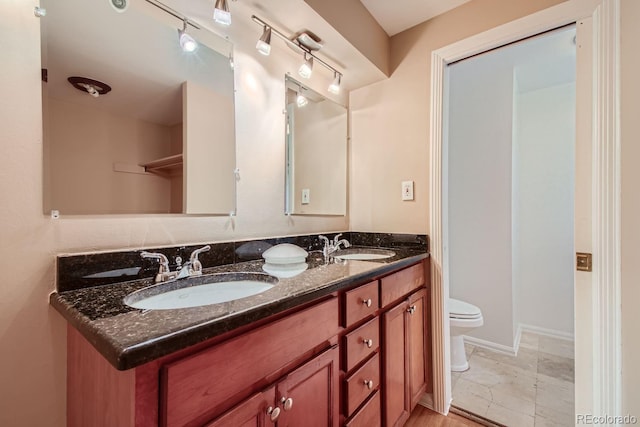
[[402, 181, 414, 201]]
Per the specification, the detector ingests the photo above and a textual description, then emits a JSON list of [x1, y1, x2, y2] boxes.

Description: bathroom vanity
[[51, 236, 430, 426]]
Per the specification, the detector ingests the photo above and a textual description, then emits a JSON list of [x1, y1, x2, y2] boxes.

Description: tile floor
[[451, 332, 575, 427]]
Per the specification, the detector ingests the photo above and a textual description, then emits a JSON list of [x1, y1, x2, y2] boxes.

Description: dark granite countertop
[[50, 247, 428, 370]]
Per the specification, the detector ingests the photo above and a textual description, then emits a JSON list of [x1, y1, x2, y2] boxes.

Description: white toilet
[[449, 298, 484, 372]]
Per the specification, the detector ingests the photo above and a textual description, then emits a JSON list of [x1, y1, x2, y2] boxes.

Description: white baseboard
[[519, 323, 574, 341], [418, 393, 435, 411], [462, 335, 517, 356]]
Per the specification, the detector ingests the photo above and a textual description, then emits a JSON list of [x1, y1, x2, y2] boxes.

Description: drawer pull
[[407, 305, 416, 314], [364, 379, 374, 390], [267, 406, 280, 422], [362, 298, 372, 307], [363, 338, 373, 348], [281, 397, 294, 411]]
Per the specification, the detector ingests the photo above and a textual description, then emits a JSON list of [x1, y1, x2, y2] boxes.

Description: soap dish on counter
[[262, 244, 309, 278]]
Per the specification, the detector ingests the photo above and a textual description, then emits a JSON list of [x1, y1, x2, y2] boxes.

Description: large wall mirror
[[41, 0, 236, 215], [285, 76, 347, 216]]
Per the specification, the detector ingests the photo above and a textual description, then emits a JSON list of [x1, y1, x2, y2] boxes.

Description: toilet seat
[[449, 298, 482, 319]]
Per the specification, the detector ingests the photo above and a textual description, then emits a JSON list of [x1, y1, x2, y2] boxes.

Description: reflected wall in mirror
[[285, 77, 348, 216], [41, 0, 236, 215]]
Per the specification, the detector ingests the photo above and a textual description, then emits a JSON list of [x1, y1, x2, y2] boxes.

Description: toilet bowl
[[449, 298, 483, 372]]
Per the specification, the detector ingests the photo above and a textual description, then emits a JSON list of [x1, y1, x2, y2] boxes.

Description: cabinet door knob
[[364, 379, 374, 389], [363, 338, 373, 348], [281, 397, 294, 411], [362, 298, 372, 307], [267, 406, 280, 422], [407, 305, 416, 314]]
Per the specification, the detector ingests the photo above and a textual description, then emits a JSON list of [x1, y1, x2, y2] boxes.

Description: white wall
[[513, 83, 575, 337], [446, 50, 515, 348], [0, 2, 348, 425]]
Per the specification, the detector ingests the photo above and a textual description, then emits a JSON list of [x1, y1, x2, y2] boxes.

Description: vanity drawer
[[344, 317, 379, 371], [345, 391, 381, 427], [344, 352, 380, 417], [380, 262, 424, 307], [343, 280, 379, 327], [161, 297, 339, 427]]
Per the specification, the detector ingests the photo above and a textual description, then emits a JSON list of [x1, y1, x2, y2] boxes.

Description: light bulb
[[298, 56, 313, 79], [328, 74, 341, 95], [296, 94, 308, 107], [179, 30, 198, 52], [256, 27, 272, 56], [214, 0, 231, 26]]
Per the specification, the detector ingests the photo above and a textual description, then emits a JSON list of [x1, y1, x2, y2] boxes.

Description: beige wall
[[46, 97, 174, 214], [620, 0, 640, 417], [0, 1, 347, 425], [349, 0, 565, 234], [293, 99, 347, 215]]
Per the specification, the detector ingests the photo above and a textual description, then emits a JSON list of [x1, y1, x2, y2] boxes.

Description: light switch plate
[[301, 188, 310, 204], [402, 181, 414, 201]]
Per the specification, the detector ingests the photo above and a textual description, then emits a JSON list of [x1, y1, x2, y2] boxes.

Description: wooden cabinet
[[276, 346, 339, 427], [209, 346, 339, 427], [205, 388, 276, 427], [382, 288, 428, 427], [66, 261, 430, 427]]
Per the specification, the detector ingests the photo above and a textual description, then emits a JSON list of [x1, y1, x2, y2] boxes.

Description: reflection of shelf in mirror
[[140, 154, 183, 178]]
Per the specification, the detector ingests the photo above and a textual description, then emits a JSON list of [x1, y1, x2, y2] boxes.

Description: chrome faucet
[[319, 233, 351, 258], [141, 245, 211, 283]]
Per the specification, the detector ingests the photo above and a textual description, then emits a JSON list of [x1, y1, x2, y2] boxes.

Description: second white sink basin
[[333, 248, 396, 260], [124, 272, 278, 310]]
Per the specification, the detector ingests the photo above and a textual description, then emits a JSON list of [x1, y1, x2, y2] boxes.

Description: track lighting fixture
[[328, 73, 341, 95], [298, 55, 313, 79], [256, 26, 272, 56], [214, 0, 231, 26], [251, 15, 343, 95], [296, 93, 308, 108], [178, 20, 197, 52]]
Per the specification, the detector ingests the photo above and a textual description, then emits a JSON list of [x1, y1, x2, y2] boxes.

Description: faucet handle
[[333, 233, 343, 244], [189, 245, 210, 275], [140, 251, 170, 273]]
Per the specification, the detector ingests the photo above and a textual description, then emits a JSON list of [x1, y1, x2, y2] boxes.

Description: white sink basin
[[333, 248, 396, 260], [124, 272, 277, 310]]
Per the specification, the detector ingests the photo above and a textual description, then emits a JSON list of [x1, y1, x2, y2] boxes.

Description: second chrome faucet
[[318, 233, 351, 258]]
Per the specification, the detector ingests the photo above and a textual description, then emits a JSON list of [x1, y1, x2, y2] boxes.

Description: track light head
[[298, 55, 313, 79], [328, 73, 341, 95], [214, 0, 231, 26], [256, 26, 272, 56], [178, 21, 198, 52], [296, 93, 308, 107]]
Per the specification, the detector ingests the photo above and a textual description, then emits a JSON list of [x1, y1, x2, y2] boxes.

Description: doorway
[[427, 0, 622, 421], [443, 26, 576, 426]]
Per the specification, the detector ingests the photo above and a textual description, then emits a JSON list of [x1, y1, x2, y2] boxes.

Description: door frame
[[427, 0, 621, 417]]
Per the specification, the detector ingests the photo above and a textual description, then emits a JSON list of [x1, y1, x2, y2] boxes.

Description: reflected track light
[[296, 93, 308, 107], [298, 55, 313, 79], [256, 26, 272, 56], [214, 0, 231, 26], [178, 20, 197, 52], [328, 73, 341, 95]]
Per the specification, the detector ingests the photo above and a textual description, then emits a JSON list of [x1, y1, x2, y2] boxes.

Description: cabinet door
[[205, 387, 276, 427], [382, 301, 410, 427], [276, 346, 339, 427], [407, 289, 428, 409]]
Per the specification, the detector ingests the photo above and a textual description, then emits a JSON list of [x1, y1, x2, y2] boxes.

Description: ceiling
[[360, 0, 472, 36]]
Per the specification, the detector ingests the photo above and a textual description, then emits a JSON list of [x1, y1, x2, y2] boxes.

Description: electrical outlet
[[301, 188, 310, 204], [402, 181, 414, 201]]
